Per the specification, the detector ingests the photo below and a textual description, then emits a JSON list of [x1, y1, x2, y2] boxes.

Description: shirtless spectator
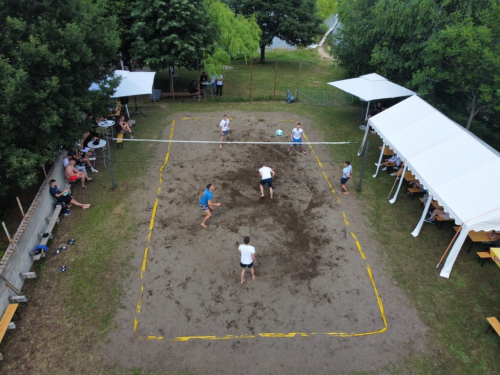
[[65, 158, 93, 189], [115, 116, 134, 138]]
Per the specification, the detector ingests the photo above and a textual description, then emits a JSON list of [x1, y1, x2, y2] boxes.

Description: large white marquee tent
[[368, 95, 500, 278]]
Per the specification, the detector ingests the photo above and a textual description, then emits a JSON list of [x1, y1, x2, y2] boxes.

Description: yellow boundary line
[[133, 121, 387, 341]]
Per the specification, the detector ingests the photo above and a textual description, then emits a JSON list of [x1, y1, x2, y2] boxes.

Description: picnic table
[[454, 227, 493, 253], [378, 145, 394, 156]]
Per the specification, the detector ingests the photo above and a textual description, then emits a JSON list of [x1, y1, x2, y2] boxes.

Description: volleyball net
[[111, 139, 353, 164]]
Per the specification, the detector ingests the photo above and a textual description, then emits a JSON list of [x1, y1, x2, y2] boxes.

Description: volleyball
[[276, 129, 283, 136]]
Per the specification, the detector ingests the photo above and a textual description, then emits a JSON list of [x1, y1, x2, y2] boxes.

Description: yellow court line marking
[[134, 119, 175, 340], [134, 121, 387, 341]]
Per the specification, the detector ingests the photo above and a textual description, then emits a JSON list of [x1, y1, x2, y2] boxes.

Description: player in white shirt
[[238, 236, 257, 284], [259, 164, 275, 199], [219, 114, 230, 149], [289, 123, 306, 155]]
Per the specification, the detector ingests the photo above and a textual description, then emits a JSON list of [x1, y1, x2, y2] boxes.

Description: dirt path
[[100, 112, 426, 374], [318, 46, 333, 60]]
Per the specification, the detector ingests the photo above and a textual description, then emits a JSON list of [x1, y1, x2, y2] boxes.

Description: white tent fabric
[[327, 73, 416, 101], [327, 73, 416, 156], [110, 70, 156, 98], [89, 70, 156, 97], [368, 95, 500, 278]]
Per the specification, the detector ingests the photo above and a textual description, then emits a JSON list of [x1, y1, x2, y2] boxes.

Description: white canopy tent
[[368, 95, 500, 278], [89, 70, 156, 118], [327, 73, 416, 155]]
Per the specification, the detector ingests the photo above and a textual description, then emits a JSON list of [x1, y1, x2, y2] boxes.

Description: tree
[[229, 0, 322, 63], [413, 17, 500, 130], [130, 0, 214, 91], [202, 0, 261, 74], [0, 0, 120, 195], [317, 0, 338, 20]]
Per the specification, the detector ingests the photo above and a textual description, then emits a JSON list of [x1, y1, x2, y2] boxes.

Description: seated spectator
[[49, 179, 91, 213], [375, 154, 402, 171], [487, 231, 500, 250], [115, 116, 134, 138], [65, 158, 93, 189], [425, 209, 450, 224], [80, 131, 100, 157], [189, 80, 200, 97], [409, 180, 427, 191]]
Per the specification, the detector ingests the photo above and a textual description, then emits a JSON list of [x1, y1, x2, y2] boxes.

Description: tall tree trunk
[[169, 72, 174, 93], [466, 96, 477, 130], [260, 45, 266, 64]]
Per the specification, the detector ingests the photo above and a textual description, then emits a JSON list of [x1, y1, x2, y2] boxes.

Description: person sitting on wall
[[49, 179, 91, 214], [115, 116, 134, 138], [65, 158, 93, 189]]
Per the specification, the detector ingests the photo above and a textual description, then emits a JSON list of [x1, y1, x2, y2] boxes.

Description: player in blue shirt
[[341, 161, 353, 195], [199, 184, 221, 228]]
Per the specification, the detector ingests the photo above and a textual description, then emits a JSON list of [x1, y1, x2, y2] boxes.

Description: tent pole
[[124, 104, 131, 119], [389, 164, 407, 203], [411, 193, 433, 237], [372, 141, 386, 178], [436, 224, 463, 268], [357, 101, 371, 156]]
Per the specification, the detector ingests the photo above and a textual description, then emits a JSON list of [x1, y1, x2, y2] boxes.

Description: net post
[[296, 63, 301, 101], [223, 65, 226, 101], [197, 60, 200, 103], [273, 60, 277, 100], [357, 141, 369, 192], [250, 58, 253, 102]]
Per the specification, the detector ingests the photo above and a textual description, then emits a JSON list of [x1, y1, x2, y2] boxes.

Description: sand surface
[[101, 112, 426, 374]]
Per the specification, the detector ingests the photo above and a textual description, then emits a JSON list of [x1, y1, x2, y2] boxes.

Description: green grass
[[2, 48, 500, 374]]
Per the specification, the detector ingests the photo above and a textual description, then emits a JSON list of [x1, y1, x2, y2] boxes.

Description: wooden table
[[378, 145, 394, 156], [454, 227, 493, 253], [419, 197, 443, 210]]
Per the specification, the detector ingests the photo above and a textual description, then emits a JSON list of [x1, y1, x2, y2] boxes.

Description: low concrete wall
[[0, 154, 66, 316]]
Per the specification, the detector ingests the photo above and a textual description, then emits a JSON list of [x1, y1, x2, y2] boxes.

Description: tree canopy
[[130, 0, 260, 76], [0, 0, 120, 194], [228, 0, 322, 63], [330, 0, 500, 132]]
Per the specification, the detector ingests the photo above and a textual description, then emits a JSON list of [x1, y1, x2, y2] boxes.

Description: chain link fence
[[153, 60, 357, 104]]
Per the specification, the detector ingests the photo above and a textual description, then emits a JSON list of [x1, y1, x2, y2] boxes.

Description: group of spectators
[[189, 71, 224, 98], [49, 109, 132, 216]]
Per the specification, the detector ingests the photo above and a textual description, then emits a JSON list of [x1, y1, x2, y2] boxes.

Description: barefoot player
[[259, 164, 275, 199], [199, 184, 221, 228], [289, 123, 306, 155], [219, 115, 230, 149], [238, 236, 256, 284], [341, 161, 353, 195]]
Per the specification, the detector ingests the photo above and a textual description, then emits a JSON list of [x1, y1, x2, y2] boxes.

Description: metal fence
[[153, 60, 357, 104]]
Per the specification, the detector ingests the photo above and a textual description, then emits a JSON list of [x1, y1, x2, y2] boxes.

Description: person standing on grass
[[289, 123, 306, 155], [341, 161, 353, 195], [259, 164, 275, 199], [199, 184, 221, 228], [219, 115, 230, 149], [239, 236, 256, 284]]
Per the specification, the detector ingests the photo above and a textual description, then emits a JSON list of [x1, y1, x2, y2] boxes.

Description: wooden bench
[[406, 187, 425, 200], [477, 251, 492, 267], [435, 215, 454, 229], [486, 317, 500, 335], [160, 92, 197, 99], [0, 303, 20, 359], [33, 205, 62, 261], [116, 133, 124, 149]]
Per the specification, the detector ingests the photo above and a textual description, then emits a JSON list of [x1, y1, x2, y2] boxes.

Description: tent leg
[[133, 96, 146, 117], [389, 164, 408, 203], [125, 104, 131, 120], [372, 141, 386, 178], [440, 229, 469, 278], [411, 193, 433, 237], [357, 101, 371, 156]]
